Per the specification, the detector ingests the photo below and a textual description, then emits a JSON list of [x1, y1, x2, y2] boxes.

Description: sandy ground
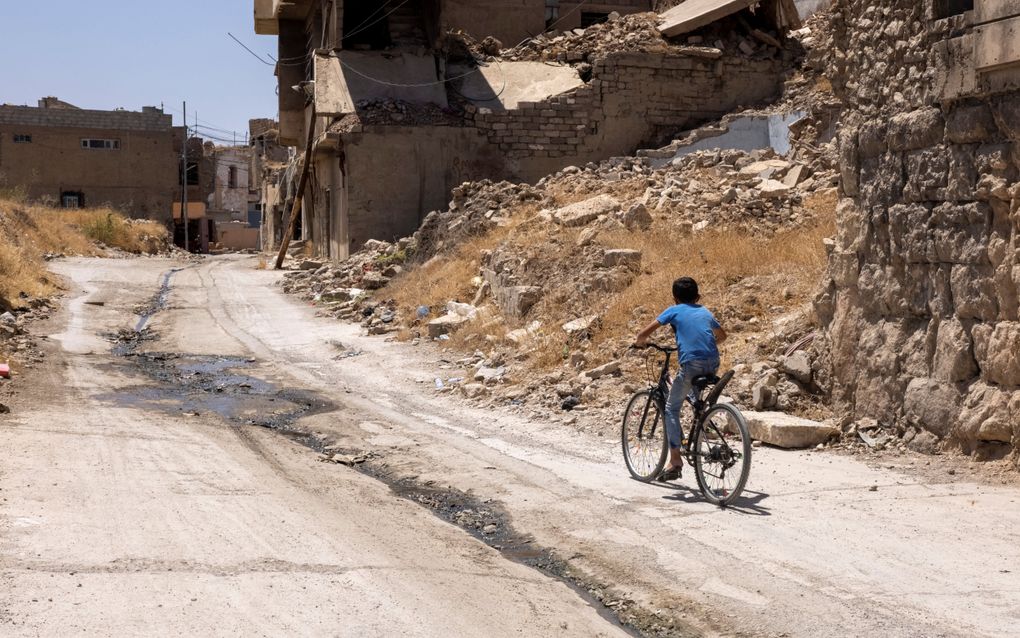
[[2, 255, 1018, 637]]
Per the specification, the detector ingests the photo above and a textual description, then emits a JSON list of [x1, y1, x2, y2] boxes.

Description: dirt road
[[2, 255, 1018, 637]]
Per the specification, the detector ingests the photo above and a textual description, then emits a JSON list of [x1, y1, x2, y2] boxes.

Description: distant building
[[249, 119, 291, 251], [0, 97, 177, 219]]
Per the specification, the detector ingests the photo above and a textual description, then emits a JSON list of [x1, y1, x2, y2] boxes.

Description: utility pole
[[274, 103, 318, 269], [181, 101, 189, 252]]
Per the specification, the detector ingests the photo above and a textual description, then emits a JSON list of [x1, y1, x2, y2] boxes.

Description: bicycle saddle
[[691, 374, 721, 390]]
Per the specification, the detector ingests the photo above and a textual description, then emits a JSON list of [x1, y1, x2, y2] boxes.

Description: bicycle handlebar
[[629, 343, 677, 354]]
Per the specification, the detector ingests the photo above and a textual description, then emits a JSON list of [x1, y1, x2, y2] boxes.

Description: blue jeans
[[664, 358, 719, 450]]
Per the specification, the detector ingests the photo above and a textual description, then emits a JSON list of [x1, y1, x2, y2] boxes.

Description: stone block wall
[[819, 0, 1020, 455], [468, 50, 786, 177]]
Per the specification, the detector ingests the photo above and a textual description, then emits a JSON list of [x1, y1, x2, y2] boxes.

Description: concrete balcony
[[254, 0, 315, 35], [254, 0, 279, 35]]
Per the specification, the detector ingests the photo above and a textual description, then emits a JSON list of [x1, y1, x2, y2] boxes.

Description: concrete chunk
[[427, 313, 470, 338], [744, 412, 839, 449], [602, 249, 642, 268], [553, 194, 621, 227], [659, 0, 759, 37]]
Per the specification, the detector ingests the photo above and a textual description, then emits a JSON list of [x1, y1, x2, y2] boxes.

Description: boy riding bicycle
[[634, 277, 727, 481]]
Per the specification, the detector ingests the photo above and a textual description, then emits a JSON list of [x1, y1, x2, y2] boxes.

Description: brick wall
[[0, 105, 172, 133], [467, 50, 785, 177], [0, 120, 177, 219]]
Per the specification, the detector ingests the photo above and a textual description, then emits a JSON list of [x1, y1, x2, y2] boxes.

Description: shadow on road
[[642, 479, 772, 515]]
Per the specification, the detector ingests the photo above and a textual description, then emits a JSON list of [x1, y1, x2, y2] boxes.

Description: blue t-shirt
[[657, 303, 721, 364]]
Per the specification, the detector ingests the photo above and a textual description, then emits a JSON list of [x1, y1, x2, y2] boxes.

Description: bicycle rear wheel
[[621, 391, 668, 482], [692, 403, 751, 506]]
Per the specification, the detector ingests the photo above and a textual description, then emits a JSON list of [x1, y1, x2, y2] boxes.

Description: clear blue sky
[[0, 0, 280, 144]]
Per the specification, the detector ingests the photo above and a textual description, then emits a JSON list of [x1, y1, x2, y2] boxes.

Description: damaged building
[[253, 0, 801, 259], [820, 0, 1020, 454]]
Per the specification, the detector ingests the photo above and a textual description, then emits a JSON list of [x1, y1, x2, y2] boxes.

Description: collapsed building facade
[[820, 0, 1020, 454], [254, 0, 800, 259]]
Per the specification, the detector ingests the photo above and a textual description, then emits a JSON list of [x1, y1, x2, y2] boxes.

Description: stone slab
[[455, 61, 584, 112], [743, 411, 839, 448], [659, 0, 759, 37], [975, 17, 1020, 71]]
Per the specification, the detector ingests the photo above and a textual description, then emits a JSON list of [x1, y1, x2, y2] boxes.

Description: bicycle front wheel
[[621, 391, 668, 482], [692, 402, 751, 506]]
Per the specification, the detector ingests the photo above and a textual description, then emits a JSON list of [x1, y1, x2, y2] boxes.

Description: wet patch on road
[[133, 267, 184, 332], [97, 347, 333, 430]]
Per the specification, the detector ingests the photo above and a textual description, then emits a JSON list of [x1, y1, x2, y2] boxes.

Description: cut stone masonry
[[820, 0, 1020, 457]]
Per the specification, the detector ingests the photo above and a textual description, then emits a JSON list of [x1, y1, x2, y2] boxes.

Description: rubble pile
[[332, 99, 464, 133], [413, 180, 544, 258], [501, 12, 795, 66], [503, 13, 672, 62]]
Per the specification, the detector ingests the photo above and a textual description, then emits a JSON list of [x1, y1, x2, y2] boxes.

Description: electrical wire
[[545, 0, 596, 33], [228, 32, 274, 66], [262, 0, 406, 65], [334, 54, 482, 88], [505, 0, 596, 55], [341, 0, 410, 42], [449, 58, 507, 102]]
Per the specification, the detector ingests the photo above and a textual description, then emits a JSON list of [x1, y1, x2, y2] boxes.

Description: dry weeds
[[0, 198, 169, 308]]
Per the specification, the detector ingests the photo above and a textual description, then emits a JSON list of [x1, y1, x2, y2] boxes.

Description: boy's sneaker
[[658, 465, 682, 482]]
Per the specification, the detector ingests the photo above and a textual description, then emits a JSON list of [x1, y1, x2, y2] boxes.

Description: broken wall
[[340, 125, 505, 253], [820, 0, 1020, 456], [469, 49, 788, 181]]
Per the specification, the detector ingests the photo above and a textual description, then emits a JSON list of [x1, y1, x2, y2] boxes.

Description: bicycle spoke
[[692, 402, 752, 505], [622, 391, 669, 481]]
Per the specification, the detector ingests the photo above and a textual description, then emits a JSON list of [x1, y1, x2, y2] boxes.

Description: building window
[[180, 160, 199, 186], [342, 2, 392, 49], [581, 12, 611, 28], [61, 191, 83, 209], [13, 134, 32, 143], [81, 138, 120, 150], [934, 0, 973, 18], [546, 0, 560, 29], [228, 166, 238, 189]]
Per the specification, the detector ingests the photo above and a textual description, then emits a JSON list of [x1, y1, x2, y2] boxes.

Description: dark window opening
[[180, 160, 199, 186], [81, 138, 119, 150], [61, 191, 84, 209], [343, 2, 392, 49], [581, 12, 610, 28], [228, 166, 238, 189], [934, 0, 973, 18], [13, 134, 31, 143]]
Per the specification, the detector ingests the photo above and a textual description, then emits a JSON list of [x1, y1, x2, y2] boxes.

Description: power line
[[228, 32, 274, 66], [342, 0, 410, 42], [335, 54, 483, 88]]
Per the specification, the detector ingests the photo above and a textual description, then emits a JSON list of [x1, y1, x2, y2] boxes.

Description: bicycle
[[621, 343, 751, 507]]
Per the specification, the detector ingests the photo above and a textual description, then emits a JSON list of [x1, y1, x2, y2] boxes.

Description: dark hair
[[672, 277, 699, 304]]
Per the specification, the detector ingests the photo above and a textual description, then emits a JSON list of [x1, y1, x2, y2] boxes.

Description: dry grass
[[0, 197, 169, 308], [598, 216, 834, 337]]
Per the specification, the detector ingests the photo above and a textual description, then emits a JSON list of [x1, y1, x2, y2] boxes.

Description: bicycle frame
[[639, 345, 708, 456]]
